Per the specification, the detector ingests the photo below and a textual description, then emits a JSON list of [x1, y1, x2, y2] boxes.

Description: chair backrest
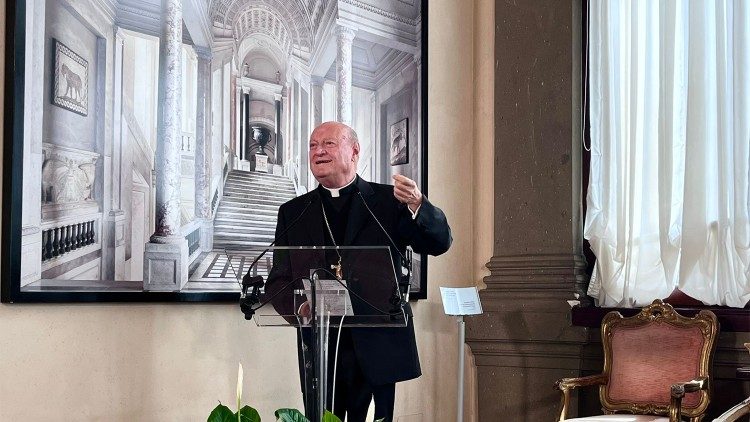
[[599, 300, 718, 417]]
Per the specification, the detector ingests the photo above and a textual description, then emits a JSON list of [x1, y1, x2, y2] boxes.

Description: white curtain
[[585, 0, 750, 307]]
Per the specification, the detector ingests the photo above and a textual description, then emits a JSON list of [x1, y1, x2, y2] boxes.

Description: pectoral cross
[[331, 257, 343, 280]]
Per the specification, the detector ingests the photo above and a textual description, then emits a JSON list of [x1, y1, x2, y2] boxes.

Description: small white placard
[[440, 286, 483, 316], [302, 278, 354, 317]]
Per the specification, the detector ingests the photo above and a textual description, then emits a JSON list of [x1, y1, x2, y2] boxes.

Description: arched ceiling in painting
[[115, 0, 420, 88], [208, 0, 331, 61]]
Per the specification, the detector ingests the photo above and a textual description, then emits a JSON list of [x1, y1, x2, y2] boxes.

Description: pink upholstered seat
[[555, 300, 718, 422]]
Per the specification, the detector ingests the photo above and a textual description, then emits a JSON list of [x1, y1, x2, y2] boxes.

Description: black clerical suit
[[265, 175, 452, 421]]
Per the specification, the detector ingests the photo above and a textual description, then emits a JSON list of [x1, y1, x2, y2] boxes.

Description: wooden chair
[[555, 300, 719, 421]]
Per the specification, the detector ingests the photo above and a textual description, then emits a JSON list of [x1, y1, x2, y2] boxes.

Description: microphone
[[240, 195, 319, 318], [355, 189, 413, 308]]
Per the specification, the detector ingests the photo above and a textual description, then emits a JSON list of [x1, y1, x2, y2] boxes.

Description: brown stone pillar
[[465, 1, 588, 420]]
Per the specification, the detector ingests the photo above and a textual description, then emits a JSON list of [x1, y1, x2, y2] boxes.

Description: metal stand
[[310, 270, 329, 422], [457, 315, 465, 422]]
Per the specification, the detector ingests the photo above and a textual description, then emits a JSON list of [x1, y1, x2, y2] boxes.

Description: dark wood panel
[[572, 305, 750, 332]]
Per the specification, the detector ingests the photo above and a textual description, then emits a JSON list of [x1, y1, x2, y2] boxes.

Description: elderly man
[[265, 121, 452, 422]]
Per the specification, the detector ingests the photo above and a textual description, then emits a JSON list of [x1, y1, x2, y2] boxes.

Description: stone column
[[335, 26, 356, 126], [282, 88, 290, 169], [285, 83, 293, 169], [243, 90, 252, 171], [311, 76, 324, 128], [465, 1, 588, 420], [234, 83, 242, 169], [20, 0, 47, 286], [245, 91, 251, 160], [239, 89, 245, 161], [274, 93, 283, 166], [104, 27, 127, 281], [144, 0, 188, 291], [195, 46, 213, 252]]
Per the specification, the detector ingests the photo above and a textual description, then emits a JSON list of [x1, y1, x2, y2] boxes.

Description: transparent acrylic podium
[[224, 246, 408, 421]]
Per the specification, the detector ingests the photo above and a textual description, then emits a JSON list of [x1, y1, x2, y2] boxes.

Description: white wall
[[0, 0, 493, 420]]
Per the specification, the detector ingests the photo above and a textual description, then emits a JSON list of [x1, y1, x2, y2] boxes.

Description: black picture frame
[[2, 0, 429, 303]]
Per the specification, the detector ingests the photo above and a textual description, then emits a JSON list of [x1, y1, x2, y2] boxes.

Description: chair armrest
[[554, 374, 608, 421], [556, 374, 608, 391], [713, 397, 750, 422], [669, 377, 708, 422]]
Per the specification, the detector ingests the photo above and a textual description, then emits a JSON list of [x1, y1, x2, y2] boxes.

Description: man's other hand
[[392, 174, 423, 213]]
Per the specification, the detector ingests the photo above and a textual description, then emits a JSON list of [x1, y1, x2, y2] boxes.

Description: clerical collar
[[321, 176, 357, 198]]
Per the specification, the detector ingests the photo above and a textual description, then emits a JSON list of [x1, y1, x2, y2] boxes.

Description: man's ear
[[352, 142, 361, 157]]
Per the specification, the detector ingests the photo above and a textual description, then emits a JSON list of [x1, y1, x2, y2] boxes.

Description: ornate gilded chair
[[555, 300, 719, 421]]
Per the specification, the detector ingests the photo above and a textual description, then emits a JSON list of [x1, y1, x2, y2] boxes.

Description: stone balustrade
[[41, 220, 96, 262]]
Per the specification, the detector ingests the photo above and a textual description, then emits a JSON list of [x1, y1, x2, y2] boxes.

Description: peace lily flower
[[237, 363, 244, 422]]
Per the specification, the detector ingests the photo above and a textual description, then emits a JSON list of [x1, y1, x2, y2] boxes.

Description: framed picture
[[2, 0, 429, 302], [389, 118, 409, 166], [52, 39, 88, 116]]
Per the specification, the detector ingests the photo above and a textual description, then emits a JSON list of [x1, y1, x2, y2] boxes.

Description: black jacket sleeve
[[397, 197, 452, 256]]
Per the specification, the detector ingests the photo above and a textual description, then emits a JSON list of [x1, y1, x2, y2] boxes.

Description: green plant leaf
[[236, 405, 261, 422], [207, 404, 235, 422], [321, 410, 342, 422], [274, 408, 310, 422]]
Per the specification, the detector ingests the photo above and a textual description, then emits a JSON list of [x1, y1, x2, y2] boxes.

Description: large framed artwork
[[2, 0, 429, 302]]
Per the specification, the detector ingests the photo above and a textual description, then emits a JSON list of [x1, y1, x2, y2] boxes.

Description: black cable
[[234, 195, 319, 290], [356, 191, 408, 265], [356, 190, 412, 303]]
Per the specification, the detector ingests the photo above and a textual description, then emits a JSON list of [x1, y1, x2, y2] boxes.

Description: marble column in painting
[[240, 89, 251, 171], [239, 89, 245, 161], [195, 46, 213, 252], [274, 93, 282, 168], [335, 26, 356, 126], [311, 76, 324, 128], [103, 26, 127, 281], [283, 85, 291, 168], [234, 83, 242, 169], [144, 0, 188, 291], [20, 0, 47, 286]]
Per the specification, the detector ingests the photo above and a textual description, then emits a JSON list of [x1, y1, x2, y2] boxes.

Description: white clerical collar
[[321, 176, 357, 198]]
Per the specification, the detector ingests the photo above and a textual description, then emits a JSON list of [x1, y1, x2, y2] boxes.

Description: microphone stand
[[310, 269, 322, 422]]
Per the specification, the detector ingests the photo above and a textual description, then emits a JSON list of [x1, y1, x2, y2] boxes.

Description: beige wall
[[0, 0, 494, 420]]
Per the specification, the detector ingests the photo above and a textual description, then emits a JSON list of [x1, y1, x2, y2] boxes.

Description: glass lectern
[[224, 246, 408, 421]]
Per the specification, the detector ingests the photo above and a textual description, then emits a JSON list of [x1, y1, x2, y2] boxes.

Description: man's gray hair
[[346, 126, 359, 145]]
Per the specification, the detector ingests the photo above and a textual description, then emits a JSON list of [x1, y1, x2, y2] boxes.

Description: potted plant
[[207, 364, 373, 422]]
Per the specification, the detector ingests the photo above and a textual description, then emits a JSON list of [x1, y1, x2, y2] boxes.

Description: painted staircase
[[213, 170, 297, 251]]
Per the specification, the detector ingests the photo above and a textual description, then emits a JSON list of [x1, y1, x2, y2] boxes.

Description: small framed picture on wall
[[52, 39, 88, 116], [389, 117, 408, 166]]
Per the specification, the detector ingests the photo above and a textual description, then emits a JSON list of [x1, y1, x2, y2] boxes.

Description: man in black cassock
[[265, 121, 452, 421]]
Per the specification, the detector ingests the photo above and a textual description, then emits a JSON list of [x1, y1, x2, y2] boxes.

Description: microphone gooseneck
[[240, 195, 319, 318], [356, 190, 412, 307]]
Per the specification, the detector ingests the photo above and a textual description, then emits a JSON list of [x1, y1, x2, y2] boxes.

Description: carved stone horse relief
[[60, 63, 84, 106]]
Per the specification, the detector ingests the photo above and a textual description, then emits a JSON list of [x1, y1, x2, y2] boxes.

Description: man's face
[[309, 123, 359, 188]]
